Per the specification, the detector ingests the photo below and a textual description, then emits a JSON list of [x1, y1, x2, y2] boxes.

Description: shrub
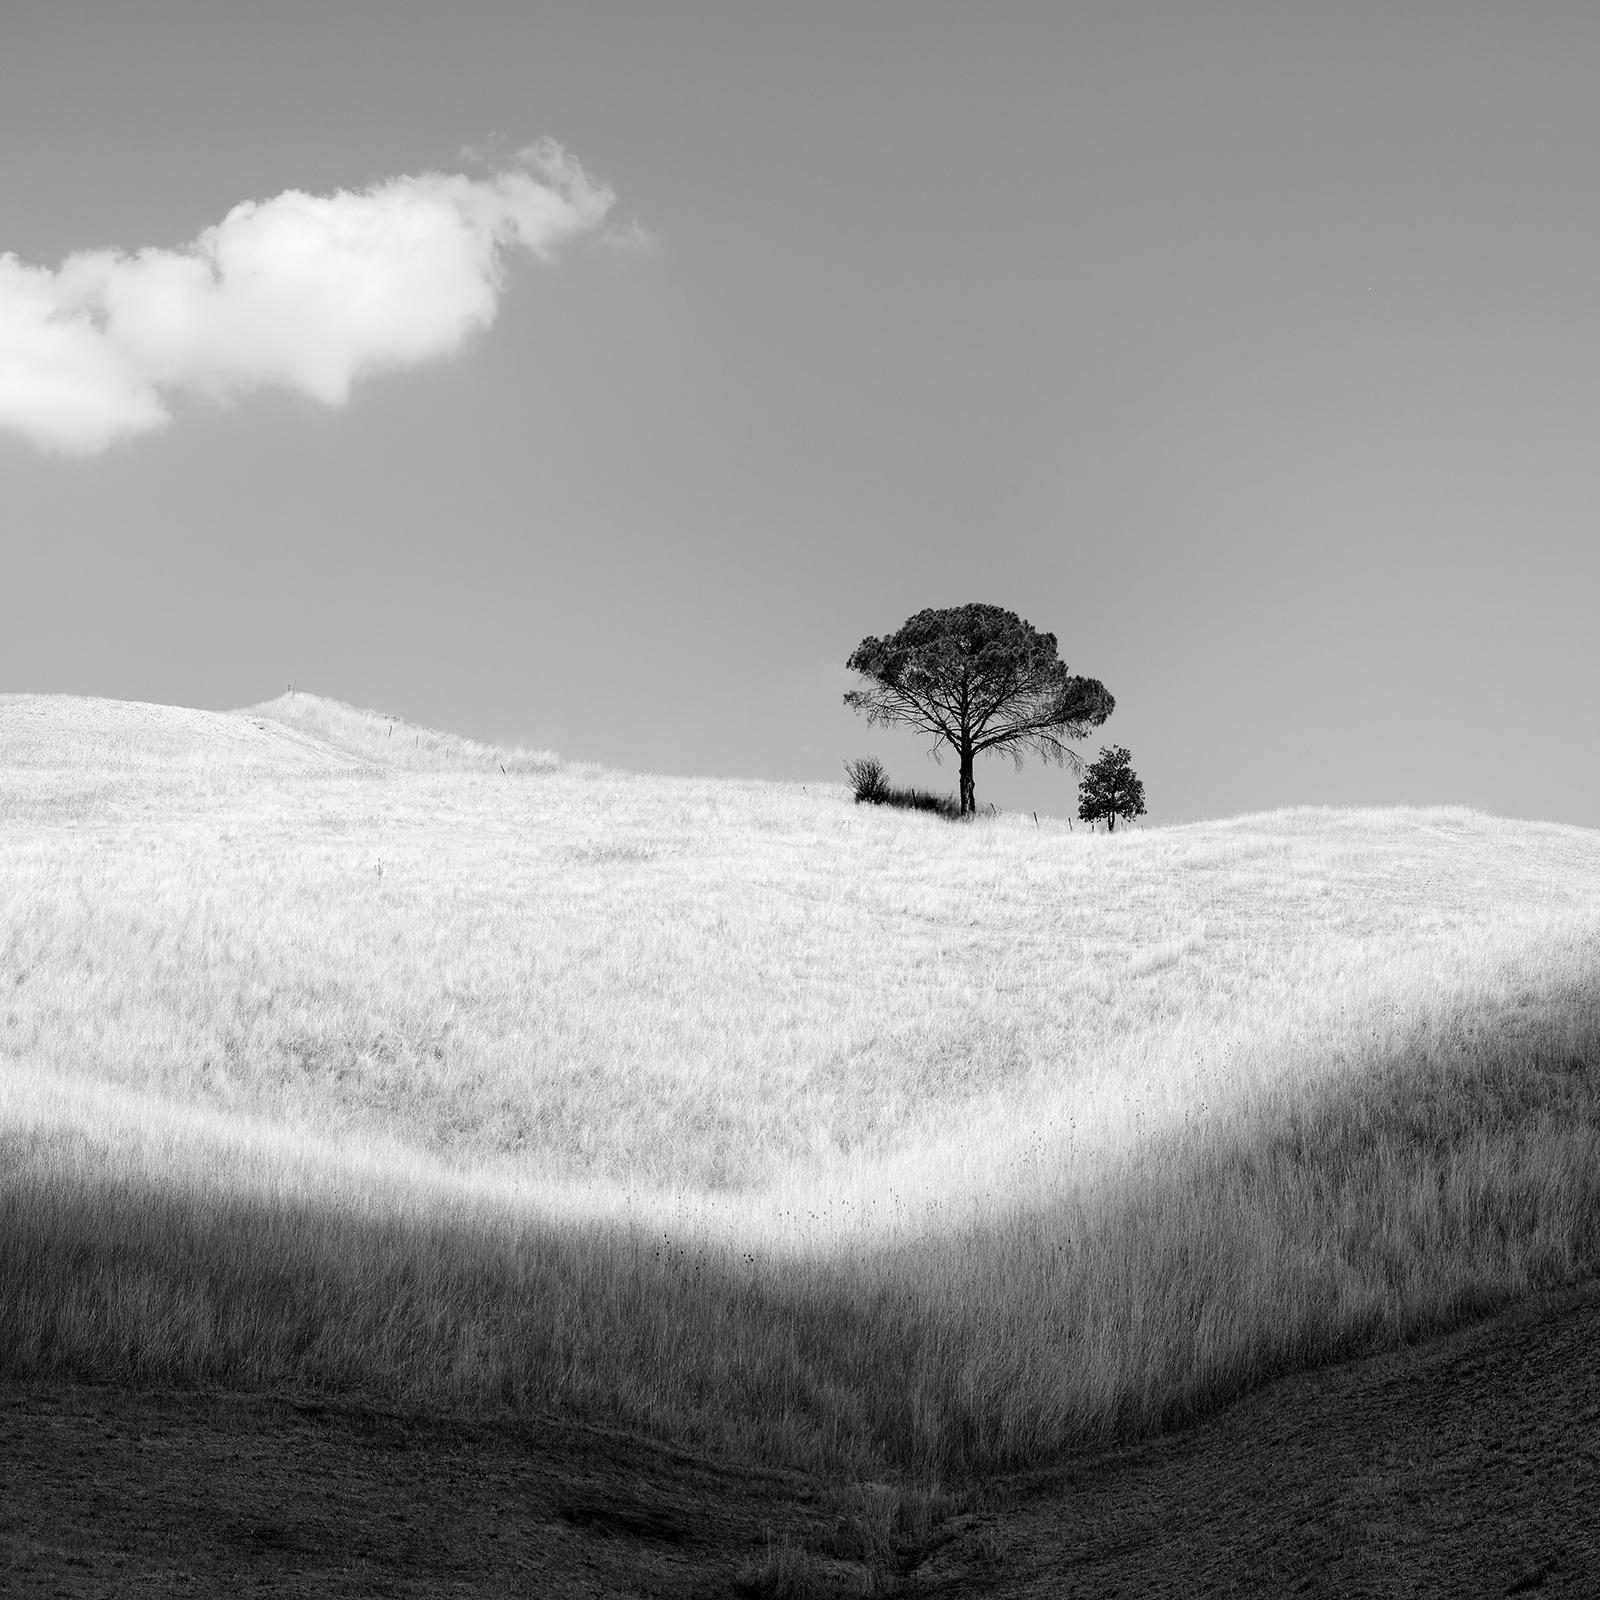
[[844, 756, 890, 804], [845, 757, 966, 819], [879, 782, 964, 819]]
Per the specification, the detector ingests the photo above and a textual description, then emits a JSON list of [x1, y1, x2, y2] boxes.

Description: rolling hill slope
[[244, 690, 568, 775], [2, 690, 1598, 1497]]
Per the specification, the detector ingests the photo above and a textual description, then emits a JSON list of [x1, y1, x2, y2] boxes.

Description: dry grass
[[2, 690, 1598, 1484]]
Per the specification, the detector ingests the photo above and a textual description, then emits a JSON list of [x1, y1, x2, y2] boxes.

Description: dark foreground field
[[4, 1278, 1597, 1599]]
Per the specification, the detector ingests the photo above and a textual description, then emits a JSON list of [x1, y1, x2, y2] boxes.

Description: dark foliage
[[876, 782, 964, 819], [844, 603, 1112, 815], [846, 756, 963, 819], [843, 755, 890, 804], [1077, 744, 1146, 832]]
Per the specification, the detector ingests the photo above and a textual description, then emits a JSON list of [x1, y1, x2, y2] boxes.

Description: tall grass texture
[[3, 689, 1598, 1482]]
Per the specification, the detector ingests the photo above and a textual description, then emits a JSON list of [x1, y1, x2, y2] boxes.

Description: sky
[[3, 2, 1597, 827]]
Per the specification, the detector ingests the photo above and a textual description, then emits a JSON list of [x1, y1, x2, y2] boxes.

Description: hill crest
[[243, 691, 565, 775], [0, 691, 567, 779]]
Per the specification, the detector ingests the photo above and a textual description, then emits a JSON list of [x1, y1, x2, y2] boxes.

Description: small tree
[[843, 603, 1113, 816], [1077, 745, 1146, 832]]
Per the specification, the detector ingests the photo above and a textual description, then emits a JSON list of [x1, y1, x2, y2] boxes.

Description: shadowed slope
[[3, 1277, 1598, 1595]]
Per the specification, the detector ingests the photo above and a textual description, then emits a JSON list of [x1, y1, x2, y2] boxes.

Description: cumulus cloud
[[0, 141, 613, 456]]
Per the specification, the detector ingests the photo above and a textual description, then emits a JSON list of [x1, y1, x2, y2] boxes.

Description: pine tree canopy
[[844, 603, 1113, 815]]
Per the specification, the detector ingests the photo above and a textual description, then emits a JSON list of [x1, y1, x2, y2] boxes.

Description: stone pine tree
[[843, 603, 1113, 816], [1077, 745, 1146, 831]]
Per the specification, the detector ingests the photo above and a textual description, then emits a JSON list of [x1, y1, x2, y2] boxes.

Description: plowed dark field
[[4, 1277, 1598, 1597]]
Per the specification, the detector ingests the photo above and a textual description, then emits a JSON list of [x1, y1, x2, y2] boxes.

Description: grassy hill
[[2, 690, 1598, 1483], [244, 690, 571, 775]]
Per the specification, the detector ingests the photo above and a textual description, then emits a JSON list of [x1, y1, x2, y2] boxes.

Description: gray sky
[[3, 2, 1596, 826]]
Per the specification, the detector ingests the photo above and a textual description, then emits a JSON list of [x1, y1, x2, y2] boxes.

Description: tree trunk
[[959, 748, 976, 816], [1107, 814, 1116, 832]]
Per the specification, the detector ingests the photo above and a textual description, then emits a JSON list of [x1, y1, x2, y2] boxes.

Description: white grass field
[[3, 690, 1598, 1480]]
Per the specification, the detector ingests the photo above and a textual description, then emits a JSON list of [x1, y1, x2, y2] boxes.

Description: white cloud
[[0, 141, 614, 456]]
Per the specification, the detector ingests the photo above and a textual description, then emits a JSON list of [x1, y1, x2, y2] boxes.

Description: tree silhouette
[[843, 603, 1113, 816], [1077, 745, 1146, 832]]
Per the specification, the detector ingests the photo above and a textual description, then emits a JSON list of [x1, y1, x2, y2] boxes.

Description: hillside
[[244, 690, 569, 775], [7, 1275, 1597, 1596], [3, 691, 1599, 1556], [0, 692, 361, 778]]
